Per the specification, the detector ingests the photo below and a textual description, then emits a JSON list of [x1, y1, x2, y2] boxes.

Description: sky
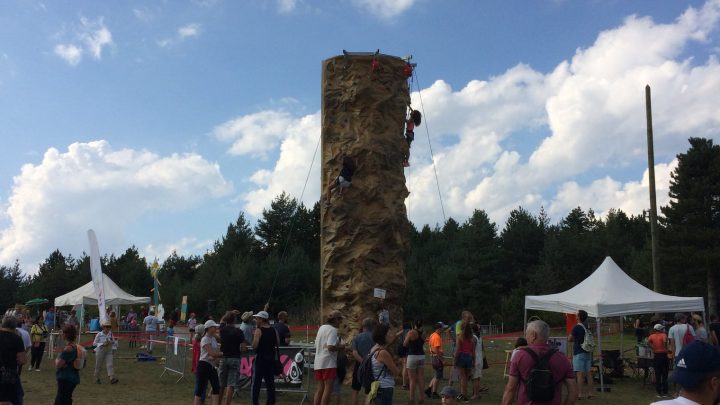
[[1, 0, 720, 274]]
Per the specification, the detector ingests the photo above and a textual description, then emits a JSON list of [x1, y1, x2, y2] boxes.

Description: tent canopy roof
[[54, 274, 150, 307], [525, 257, 704, 318]]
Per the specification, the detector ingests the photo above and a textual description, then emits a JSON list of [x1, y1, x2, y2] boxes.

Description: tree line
[[2, 138, 718, 331]]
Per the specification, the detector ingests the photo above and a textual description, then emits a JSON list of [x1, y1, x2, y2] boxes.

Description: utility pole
[[646, 85, 661, 292]]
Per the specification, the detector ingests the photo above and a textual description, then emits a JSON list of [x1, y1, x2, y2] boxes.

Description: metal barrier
[[160, 336, 187, 382]]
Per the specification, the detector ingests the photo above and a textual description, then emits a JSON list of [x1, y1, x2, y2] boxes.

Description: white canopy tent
[[524, 256, 705, 391], [55, 274, 151, 306]]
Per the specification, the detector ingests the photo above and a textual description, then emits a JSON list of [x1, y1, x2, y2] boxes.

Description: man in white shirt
[[143, 310, 159, 353], [669, 313, 696, 357], [651, 341, 720, 405], [313, 310, 344, 405]]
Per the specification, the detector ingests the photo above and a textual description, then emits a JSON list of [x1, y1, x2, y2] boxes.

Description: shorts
[[434, 365, 444, 380], [457, 352, 473, 369], [335, 176, 351, 188], [573, 352, 592, 373], [314, 368, 337, 381], [218, 357, 240, 387], [406, 354, 425, 370]]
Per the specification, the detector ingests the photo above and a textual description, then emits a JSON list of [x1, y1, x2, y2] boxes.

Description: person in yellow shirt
[[648, 323, 669, 398], [30, 315, 49, 371]]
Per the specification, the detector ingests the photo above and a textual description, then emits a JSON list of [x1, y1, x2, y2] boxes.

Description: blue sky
[[1, 0, 719, 273]]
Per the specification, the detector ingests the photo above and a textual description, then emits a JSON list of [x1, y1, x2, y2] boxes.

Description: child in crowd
[[324, 155, 356, 207], [167, 320, 175, 337], [510, 337, 528, 362], [188, 312, 198, 334], [403, 109, 422, 167]]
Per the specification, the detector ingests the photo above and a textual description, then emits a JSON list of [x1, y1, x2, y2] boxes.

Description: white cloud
[[277, 0, 299, 13], [0, 141, 232, 271], [222, 1, 720, 230], [398, 0, 720, 227], [178, 23, 201, 39], [142, 237, 213, 262], [53, 16, 113, 65], [133, 7, 154, 22], [352, 0, 417, 19], [53, 44, 83, 66], [238, 112, 321, 216], [213, 110, 295, 157], [157, 23, 202, 48], [547, 160, 678, 219]]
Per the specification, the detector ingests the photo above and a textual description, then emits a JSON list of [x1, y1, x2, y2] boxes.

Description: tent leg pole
[[597, 318, 604, 392], [620, 316, 624, 360], [523, 308, 527, 332]]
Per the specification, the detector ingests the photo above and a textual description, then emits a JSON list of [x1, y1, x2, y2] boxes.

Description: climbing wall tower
[[320, 52, 412, 334]]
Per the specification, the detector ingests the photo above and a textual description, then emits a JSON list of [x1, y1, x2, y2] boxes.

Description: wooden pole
[[646, 85, 661, 293]]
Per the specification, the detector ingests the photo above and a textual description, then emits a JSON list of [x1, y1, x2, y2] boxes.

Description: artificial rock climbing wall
[[320, 52, 412, 335]]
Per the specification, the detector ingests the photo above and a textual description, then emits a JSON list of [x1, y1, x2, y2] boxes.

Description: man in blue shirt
[[350, 317, 376, 405]]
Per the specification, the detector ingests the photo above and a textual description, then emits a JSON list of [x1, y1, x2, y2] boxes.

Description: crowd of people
[[4, 304, 720, 405]]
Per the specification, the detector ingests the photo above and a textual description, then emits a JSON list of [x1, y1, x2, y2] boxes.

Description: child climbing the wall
[[325, 154, 356, 207], [403, 109, 422, 167]]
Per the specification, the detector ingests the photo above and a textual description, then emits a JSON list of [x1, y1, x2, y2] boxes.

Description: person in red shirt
[[502, 320, 577, 405], [648, 324, 670, 398]]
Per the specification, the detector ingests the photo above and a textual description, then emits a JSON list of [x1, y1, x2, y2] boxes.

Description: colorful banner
[[180, 296, 187, 322], [240, 346, 309, 389], [87, 229, 107, 323]]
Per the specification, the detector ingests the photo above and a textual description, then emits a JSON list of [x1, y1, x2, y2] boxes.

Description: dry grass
[[21, 330, 663, 404]]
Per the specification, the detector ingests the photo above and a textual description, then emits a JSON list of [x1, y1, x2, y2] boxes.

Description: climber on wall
[[325, 154, 356, 208], [403, 109, 422, 167]]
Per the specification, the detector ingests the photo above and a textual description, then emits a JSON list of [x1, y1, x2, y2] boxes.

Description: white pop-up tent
[[524, 256, 705, 390], [55, 274, 151, 306]]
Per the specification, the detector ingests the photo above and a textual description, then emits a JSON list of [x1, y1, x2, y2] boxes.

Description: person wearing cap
[[440, 386, 458, 404], [669, 313, 696, 357], [425, 322, 449, 399], [240, 311, 255, 343], [651, 340, 720, 405], [93, 320, 119, 385], [649, 323, 670, 397], [314, 310, 345, 405], [251, 310, 279, 405], [194, 320, 223, 405]]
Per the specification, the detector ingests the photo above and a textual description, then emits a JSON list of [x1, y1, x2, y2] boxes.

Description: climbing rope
[[411, 70, 448, 224], [266, 131, 322, 303]]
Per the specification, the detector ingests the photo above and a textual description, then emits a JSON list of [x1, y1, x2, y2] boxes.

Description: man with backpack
[[502, 320, 576, 405], [669, 313, 696, 357], [569, 310, 594, 400]]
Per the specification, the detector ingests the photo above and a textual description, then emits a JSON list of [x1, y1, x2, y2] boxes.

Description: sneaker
[[34, 369, 40, 372], [424, 387, 432, 398], [110, 378, 119, 384]]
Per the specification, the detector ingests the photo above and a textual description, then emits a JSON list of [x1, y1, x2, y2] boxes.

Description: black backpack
[[522, 348, 558, 402], [357, 348, 385, 394]]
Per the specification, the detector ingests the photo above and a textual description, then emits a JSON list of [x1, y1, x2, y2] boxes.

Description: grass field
[[21, 329, 665, 404]]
